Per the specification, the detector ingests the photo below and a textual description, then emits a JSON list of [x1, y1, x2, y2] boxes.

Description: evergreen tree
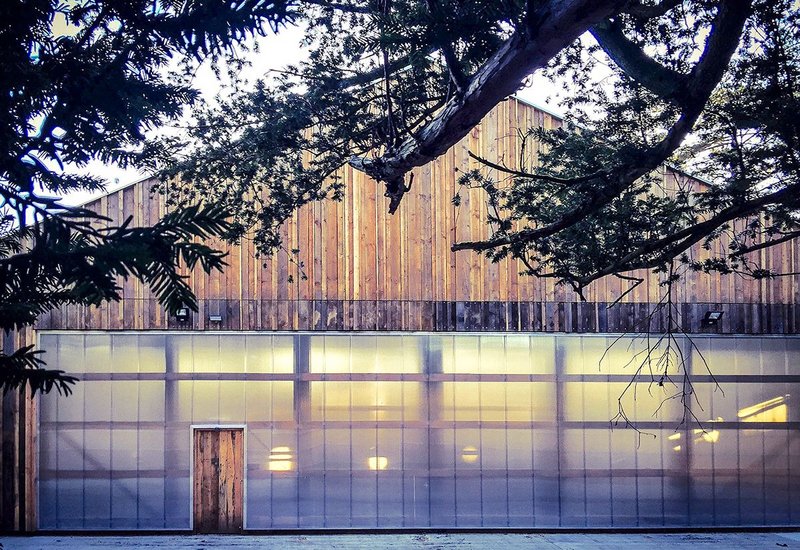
[[164, 0, 800, 299]]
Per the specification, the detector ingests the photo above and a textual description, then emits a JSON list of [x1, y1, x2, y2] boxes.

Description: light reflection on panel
[[139, 334, 167, 373], [440, 335, 557, 374], [440, 382, 554, 422], [113, 334, 140, 372], [219, 381, 246, 422], [245, 335, 293, 373], [310, 382, 422, 422], [310, 335, 422, 373], [57, 334, 85, 374], [563, 335, 610, 374], [192, 335, 221, 372], [38, 332, 800, 529], [220, 335, 247, 373]]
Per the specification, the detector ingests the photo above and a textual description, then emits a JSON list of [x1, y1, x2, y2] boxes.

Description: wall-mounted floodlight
[[701, 310, 724, 327], [175, 307, 190, 323], [209, 314, 223, 323]]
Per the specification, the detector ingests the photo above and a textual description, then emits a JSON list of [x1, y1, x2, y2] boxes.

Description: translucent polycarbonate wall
[[38, 332, 800, 529]]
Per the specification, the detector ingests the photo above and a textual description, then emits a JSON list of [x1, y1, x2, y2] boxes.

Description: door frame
[[189, 424, 247, 532]]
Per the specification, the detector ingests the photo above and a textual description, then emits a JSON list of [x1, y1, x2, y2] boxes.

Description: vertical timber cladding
[[0, 328, 36, 533], [193, 428, 245, 533], [30, 97, 800, 335]]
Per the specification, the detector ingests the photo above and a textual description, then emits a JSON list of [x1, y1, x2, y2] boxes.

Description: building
[[1, 98, 798, 532]]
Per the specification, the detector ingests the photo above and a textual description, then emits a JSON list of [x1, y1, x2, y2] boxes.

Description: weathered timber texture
[[34, 299, 800, 335], [0, 328, 36, 533], [34, 98, 800, 334], [193, 428, 244, 533]]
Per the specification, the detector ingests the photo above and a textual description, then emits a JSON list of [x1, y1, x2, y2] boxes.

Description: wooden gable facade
[[32, 98, 800, 335], [2, 97, 800, 531]]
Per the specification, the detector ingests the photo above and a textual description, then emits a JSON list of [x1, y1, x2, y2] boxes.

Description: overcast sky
[[63, 26, 562, 206]]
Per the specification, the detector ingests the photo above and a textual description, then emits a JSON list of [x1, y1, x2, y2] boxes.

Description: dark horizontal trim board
[[36, 300, 800, 334]]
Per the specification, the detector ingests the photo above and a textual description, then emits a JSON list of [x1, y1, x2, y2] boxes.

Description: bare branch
[[467, 150, 606, 185], [607, 275, 645, 308], [731, 229, 800, 256]]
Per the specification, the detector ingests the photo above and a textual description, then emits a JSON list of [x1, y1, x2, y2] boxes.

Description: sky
[[63, 25, 563, 206]]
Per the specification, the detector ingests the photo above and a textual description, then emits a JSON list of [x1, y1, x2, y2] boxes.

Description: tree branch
[[467, 150, 606, 185], [590, 19, 687, 102], [622, 0, 682, 19], [349, 0, 628, 203], [337, 47, 436, 91], [453, 0, 752, 253], [593, 0, 751, 109], [425, 0, 469, 94], [303, 0, 371, 13], [574, 184, 800, 286], [730, 229, 800, 256]]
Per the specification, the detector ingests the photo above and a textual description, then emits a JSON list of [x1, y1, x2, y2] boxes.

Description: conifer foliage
[[165, 0, 800, 299]]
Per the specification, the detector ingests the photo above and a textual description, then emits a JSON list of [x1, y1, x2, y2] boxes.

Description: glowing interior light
[[367, 455, 389, 470], [461, 445, 479, 464], [667, 433, 681, 441], [310, 348, 350, 373], [268, 446, 294, 472], [672, 445, 682, 452], [738, 396, 788, 422]]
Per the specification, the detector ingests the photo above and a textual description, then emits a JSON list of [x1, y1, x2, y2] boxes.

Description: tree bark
[[348, 0, 628, 210]]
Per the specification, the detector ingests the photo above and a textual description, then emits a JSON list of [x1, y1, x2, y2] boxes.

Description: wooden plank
[[193, 428, 243, 533], [1, 387, 18, 530], [29, 96, 800, 335]]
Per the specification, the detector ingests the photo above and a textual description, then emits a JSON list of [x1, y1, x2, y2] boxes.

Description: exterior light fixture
[[367, 447, 388, 471], [209, 314, 223, 323], [701, 310, 724, 327], [268, 446, 294, 472], [175, 307, 190, 323], [367, 455, 389, 470], [461, 445, 479, 464]]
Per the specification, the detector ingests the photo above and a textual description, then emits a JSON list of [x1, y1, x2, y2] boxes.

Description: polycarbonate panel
[[564, 381, 684, 423], [310, 381, 422, 422], [57, 334, 85, 373], [84, 335, 111, 373], [309, 335, 423, 373], [245, 335, 293, 373], [38, 332, 800, 530], [112, 334, 140, 372]]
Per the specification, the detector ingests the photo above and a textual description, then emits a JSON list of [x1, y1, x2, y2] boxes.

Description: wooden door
[[193, 428, 244, 533]]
